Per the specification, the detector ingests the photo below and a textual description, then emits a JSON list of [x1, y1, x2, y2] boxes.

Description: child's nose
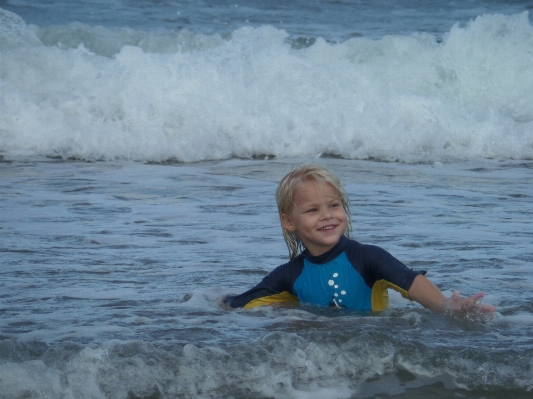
[[320, 207, 333, 219]]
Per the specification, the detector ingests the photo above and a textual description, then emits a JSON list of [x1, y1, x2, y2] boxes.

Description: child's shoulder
[[270, 255, 305, 275], [344, 239, 394, 259]]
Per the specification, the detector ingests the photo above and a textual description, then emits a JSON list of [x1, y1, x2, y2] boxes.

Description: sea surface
[[1, 1, 533, 398]]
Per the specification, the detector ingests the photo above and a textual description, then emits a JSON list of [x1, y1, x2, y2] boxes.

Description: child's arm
[[408, 274, 496, 317]]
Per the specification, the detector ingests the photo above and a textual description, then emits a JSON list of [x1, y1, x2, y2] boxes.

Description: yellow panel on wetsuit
[[243, 291, 299, 309], [371, 279, 410, 311]]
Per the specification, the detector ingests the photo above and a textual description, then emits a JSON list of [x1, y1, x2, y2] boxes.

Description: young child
[[224, 164, 495, 318]]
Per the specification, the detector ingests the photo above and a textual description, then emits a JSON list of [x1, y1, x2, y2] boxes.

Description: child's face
[[281, 179, 347, 257]]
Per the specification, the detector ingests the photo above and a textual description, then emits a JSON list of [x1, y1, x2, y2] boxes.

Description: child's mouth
[[320, 225, 336, 231]]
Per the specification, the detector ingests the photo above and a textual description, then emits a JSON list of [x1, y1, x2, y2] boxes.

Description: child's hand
[[441, 291, 496, 322], [408, 275, 495, 322]]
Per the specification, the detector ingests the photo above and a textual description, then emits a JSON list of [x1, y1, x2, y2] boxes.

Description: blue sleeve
[[346, 242, 426, 291], [224, 258, 304, 308]]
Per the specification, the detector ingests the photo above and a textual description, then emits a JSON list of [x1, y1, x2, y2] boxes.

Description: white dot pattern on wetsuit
[[293, 251, 375, 310], [328, 272, 347, 305]]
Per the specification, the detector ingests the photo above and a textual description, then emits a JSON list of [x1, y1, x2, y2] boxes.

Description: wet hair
[[276, 164, 352, 259]]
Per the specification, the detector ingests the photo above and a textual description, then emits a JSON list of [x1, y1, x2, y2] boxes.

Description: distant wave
[[1, 8, 532, 163]]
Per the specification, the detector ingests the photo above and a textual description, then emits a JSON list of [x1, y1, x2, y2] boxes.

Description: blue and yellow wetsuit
[[224, 235, 425, 311]]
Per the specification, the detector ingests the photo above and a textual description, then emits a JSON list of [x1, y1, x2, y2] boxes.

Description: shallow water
[[1, 157, 532, 398]]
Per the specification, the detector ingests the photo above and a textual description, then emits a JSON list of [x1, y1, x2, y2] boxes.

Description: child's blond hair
[[276, 164, 352, 259]]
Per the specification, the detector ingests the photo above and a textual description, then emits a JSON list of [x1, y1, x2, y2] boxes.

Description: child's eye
[[305, 208, 317, 213], [330, 202, 341, 208]]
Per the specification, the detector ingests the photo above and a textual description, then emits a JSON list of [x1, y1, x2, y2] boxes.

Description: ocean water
[[1, 1, 533, 398]]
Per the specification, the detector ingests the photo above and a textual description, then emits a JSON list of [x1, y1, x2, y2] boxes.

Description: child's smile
[[281, 180, 348, 256]]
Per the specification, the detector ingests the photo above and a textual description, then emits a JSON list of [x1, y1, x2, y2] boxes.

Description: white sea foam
[[2, 327, 532, 399], [1, 9, 532, 163]]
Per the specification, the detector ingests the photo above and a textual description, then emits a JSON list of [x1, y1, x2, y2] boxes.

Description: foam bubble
[[0, 8, 42, 50], [0, 361, 64, 399]]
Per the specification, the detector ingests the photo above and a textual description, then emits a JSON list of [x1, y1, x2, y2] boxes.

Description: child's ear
[[281, 213, 296, 231]]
